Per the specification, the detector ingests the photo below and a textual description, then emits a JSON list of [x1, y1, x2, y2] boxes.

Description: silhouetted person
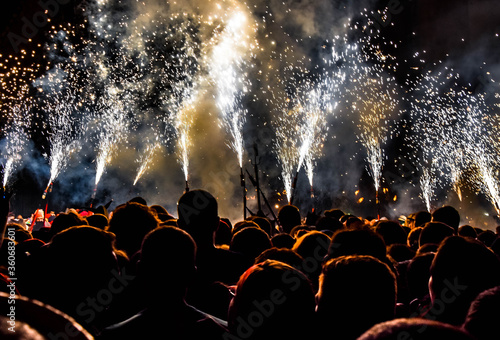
[[406, 252, 434, 314], [270, 233, 295, 249], [316, 255, 397, 340], [324, 208, 344, 221], [214, 219, 232, 247], [277, 204, 301, 234], [232, 220, 260, 235], [99, 226, 227, 339], [228, 260, 316, 340], [176, 189, 248, 319], [458, 224, 477, 239], [406, 226, 422, 251], [477, 229, 496, 247], [431, 205, 460, 232], [427, 236, 500, 325], [49, 210, 88, 238], [230, 226, 272, 263], [292, 230, 330, 291], [357, 318, 474, 340], [86, 213, 109, 230], [315, 215, 343, 235], [463, 285, 500, 340], [414, 210, 431, 228], [106, 202, 159, 260], [254, 247, 304, 270], [247, 216, 273, 237], [20, 226, 120, 334], [375, 220, 408, 246], [418, 221, 455, 248]]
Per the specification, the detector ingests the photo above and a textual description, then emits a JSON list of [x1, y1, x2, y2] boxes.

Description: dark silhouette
[[463, 285, 500, 340], [418, 221, 455, 248], [86, 213, 109, 230], [254, 247, 304, 270], [458, 224, 478, 238], [357, 318, 474, 340], [406, 226, 422, 251], [230, 226, 272, 263], [427, 236, 500, 325], [176, 189, 249, 319], [414, 210, 432, 228], [106, 202, 159, 259], [19, 226, 120, 333], [228, 260, 316, 340], [270, 232, 295, 249], [277, 204, 301, 234], [99, 226, 227, 339], [316, 255, 397, 340], [375, 220, 408, 246], [292, 230, 331, 291], [431, 205, 460, 232]]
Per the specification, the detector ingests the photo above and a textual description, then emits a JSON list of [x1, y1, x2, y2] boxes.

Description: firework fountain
[[1, 87, 32, 189], [2, 0, 500, 227]]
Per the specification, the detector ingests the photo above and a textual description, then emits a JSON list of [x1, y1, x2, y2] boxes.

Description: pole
[[290, 171, 299, 205], [90, 184, 97, 208], [252, 144, 264, 217], [376, 188, 380, 220], [241, 167, 247, 220]]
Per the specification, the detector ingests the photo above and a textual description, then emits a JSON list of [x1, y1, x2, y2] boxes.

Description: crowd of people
[[1, 187, 500, 339]]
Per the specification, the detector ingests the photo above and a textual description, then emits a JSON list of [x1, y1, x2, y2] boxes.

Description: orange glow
[[355, 190, 360, 196], [358, 197, 364, 203]]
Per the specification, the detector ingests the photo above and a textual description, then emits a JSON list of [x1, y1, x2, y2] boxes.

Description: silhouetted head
[[248, 216, 272, 237], [414, 210, 432, 228], [327, 227, 387, 263], [463, 285, 500, 340], [138, 226, 196, 301], [176, 189, 220, 245], [317, 255, 397, 340], [315, 216, 344, 234], [86, 213, 109, 230], [50, 211, 88, 237], [128, 196, 147, 205], [228, 260, 316, 340], [375, 220, 407, 246], [429, 235, 500, 325], [230, 227, 272, 262], [419, 221, 455, 248], [270, 233, 295, 249], [107, 202, 159, 257], [477, 230, 497, 247], [324, 209, 344, 221], [407, 226, 423, 251], [254, 247, 304, 270], [232, 220, 260, 235], [458, 225, 477, 239], [358, 318, 474, 340], [431, 205, 460, 232], [277, 205, 301, 234]]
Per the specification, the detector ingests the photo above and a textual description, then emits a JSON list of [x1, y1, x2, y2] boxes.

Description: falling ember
[[393, 195, 397, 202], [358, 197, 364, 203]]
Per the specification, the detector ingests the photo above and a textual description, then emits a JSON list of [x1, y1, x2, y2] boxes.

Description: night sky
[[1, 0, 500, 229]]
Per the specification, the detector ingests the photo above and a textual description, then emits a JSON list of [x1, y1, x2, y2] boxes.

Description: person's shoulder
[[187, 305, 229, 339]]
